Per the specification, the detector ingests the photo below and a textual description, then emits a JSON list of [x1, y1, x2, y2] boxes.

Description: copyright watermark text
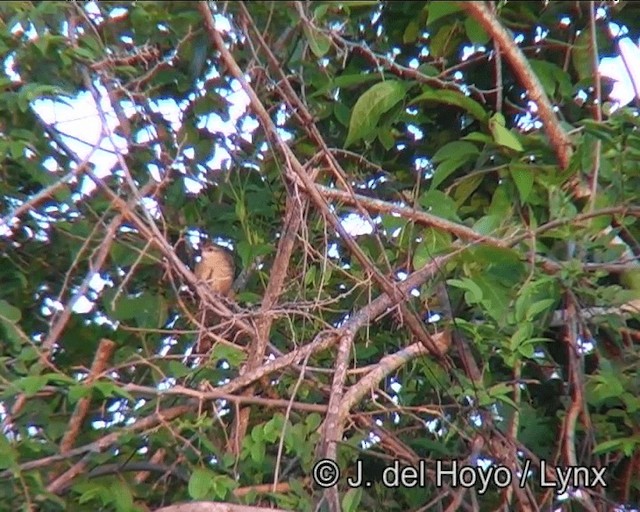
[[312, 458, 607, 494]]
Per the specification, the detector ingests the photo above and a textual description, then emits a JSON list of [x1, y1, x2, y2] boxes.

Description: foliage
[[1, 1, 640, 511]]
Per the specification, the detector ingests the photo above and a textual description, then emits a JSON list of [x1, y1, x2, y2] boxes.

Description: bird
[[194, 242, 236, 355], [194, 242, 235, 297]]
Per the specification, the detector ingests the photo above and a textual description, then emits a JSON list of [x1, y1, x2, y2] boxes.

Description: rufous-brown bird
[[194, 242, 236, 354], [195, 242, 235, 297]]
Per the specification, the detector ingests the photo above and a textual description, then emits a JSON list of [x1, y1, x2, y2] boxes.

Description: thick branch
[[59, 338, 117, 453], [199, 2, 444, 457], [340, 334, 450, 434], [460, 1, 573, 169], [217, 254, 454, 395]]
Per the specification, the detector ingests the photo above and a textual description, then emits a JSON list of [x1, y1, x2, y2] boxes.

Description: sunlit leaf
[[489, 113, 524, 151], [189, 468, 214, 500], [411, 88, 488, 121], [345, 80, 406, 147]]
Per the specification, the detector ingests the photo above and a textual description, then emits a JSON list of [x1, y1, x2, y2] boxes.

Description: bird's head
[[199, 242, 235, 270]]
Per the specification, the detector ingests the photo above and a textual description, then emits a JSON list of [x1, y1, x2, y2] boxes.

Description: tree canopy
[[1, 1, 640, 511]]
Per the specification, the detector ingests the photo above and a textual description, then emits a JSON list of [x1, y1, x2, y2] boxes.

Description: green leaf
[[447, 278, 484, 304], [510, 164, 534, 201], [342, 488, 363, 512], [487, 383, 517, 409], [111, 482, 134, 512], [211, 474, 236, 499], [0, 320, 24, 350], [381, 214, 407, 235], [463, 131, 493, 143], [427, 3, 463, 26], [304, 265, 317, 287], [17, 83, 69, 112], [0, 300, 21, 323], [263, 415, 284, 442], [411, 88, 488, 121], [71, 46, 98, 61], [314, 3, 329, 20], [92, 381, 134, 401], [590, 370, 625, 401], [432, 141, 479, 164], [510, 323, 533, 351], [529, 60, 572, 99], [453, 173, 484, 206], [594, 436, 640, 456], [488, 184, 512, 217], [474, 274, 511, 322], [472, 214, 502, 235], [526, 298, 556, 320], [334, 101, 351, 126], [108, 292, 168, 328], [417, 63, 439, 77], [470, 245, 521, 268], [16, 375, 48, 396], [345, 80, 406, 147], [305, 413, 322, 432], [430, 23, 463, 59], [429, 141, 479, 190], [167, 361, 191, 379], [622, 392, 640, 413], [0, 434, 18, 471], [464, 16, 489, 45], [517, 340, 536, 358], [489, 114, 524, 151], [420, 190, 461, 221], [77, 482, 104, 504], [571, 30, 592, 81], [211, 343, 246, 367], [430, 156, 470, 190], [403, 20, 420, 44], [303, 24, 331, 58], [10, 140, 25, 158], [68, 384, 92, 403], [188, 468, 214, 500], [377, 124, 395, 150], [414, 229, 452, 266], [251, 425, 264, 443], [529, 60, 557, 97], [250, 438, 265, 463], [620, 268, 640, 296], [332, 0, 378, 6], [326, 73, 383, 90]]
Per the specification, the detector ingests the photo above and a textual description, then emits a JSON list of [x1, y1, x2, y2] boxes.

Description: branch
[[199, 1, 309, 455], [317, 184, 507, 246], [459, 1, 573, 169], [199, 2, 445, 459], [59, 338, 117, 453], [1, 405, 191, 479], [121, 383, 327, 413], [216, 254, 454, 396], [340, 335, 449, 426], [315, 330, 353, 464]]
